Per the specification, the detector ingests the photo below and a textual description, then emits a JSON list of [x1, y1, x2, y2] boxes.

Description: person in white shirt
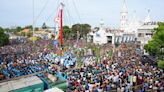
[[88, 83, 94, 91]]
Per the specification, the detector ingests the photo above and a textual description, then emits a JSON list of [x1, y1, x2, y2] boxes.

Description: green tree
[[144, 22, 164, 59], [72, 24, 81, 39], [0, 27, 9, 46], [42, 22, 47, 29], [24, 25, 33, 31], [81, 24, 91, 39], [0, 27, 4, 34], [157, 60, 164, 69], [35, 27, 39, 31], [13, 26, 22, 34], [16, 26, 22, 32], [71, 23, 91, 39], [63, 26, 71, 40]]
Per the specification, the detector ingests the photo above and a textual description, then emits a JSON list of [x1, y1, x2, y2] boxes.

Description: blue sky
[[0, 0, 164, 28]]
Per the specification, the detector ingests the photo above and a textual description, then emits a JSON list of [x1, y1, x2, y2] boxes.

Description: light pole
[[113, 33, 116, 53], [32, 0, 35, 43]]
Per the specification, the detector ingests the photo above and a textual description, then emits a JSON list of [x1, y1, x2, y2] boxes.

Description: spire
[[133, 10, 136, 18], [130, 10, 140, 33], [132, 10, 137, 22], [121, 0, 128, 13], [120, 0, 128, 30], [100, 19, 104, 27], [144, 9, 151, 23]]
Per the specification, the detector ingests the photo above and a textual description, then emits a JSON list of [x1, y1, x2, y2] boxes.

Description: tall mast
[[59, 2, 64, 56], [59, 2, 64, 46]]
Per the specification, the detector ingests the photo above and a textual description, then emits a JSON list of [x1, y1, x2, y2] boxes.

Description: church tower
[[144, 9, 151, 23], [120, 0, 128, 31]]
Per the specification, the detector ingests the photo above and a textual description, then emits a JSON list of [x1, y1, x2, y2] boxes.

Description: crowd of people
[[0, 40, 55, 79], [0, 39, 77, 80], [65, 46, 163, 92], [0, 39, 163, 91]]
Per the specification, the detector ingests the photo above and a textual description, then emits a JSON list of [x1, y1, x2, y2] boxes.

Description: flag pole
[[59, 2, 64, 56]]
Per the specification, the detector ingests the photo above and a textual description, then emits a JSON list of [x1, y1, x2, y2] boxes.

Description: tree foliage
[[42, 22, 47, 29], [157, 60, 164, 69], [72, 24, 81, 39], [71, 23, 91, 39], [62, 24, 91, 40], [16, 26, 22, 32], [0, 27, 9, 46], [24, 25, 33, 31], [144, 22, 164, 59], [63, 26, 72, 40]]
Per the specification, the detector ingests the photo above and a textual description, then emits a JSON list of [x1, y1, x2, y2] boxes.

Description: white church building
[[87, 21, 115, 45], [87, 0, 158, 46]]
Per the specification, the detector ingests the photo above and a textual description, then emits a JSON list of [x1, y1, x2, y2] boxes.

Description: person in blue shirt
[[106, 83, 111, 91], [95, 85, 99, 92], [85, 82, 89, 90]]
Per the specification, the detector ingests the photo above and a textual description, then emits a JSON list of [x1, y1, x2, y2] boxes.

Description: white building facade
[[87, 22, 115, 45], [137, 22, 158, 54], [87, 0, 158, 46]]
